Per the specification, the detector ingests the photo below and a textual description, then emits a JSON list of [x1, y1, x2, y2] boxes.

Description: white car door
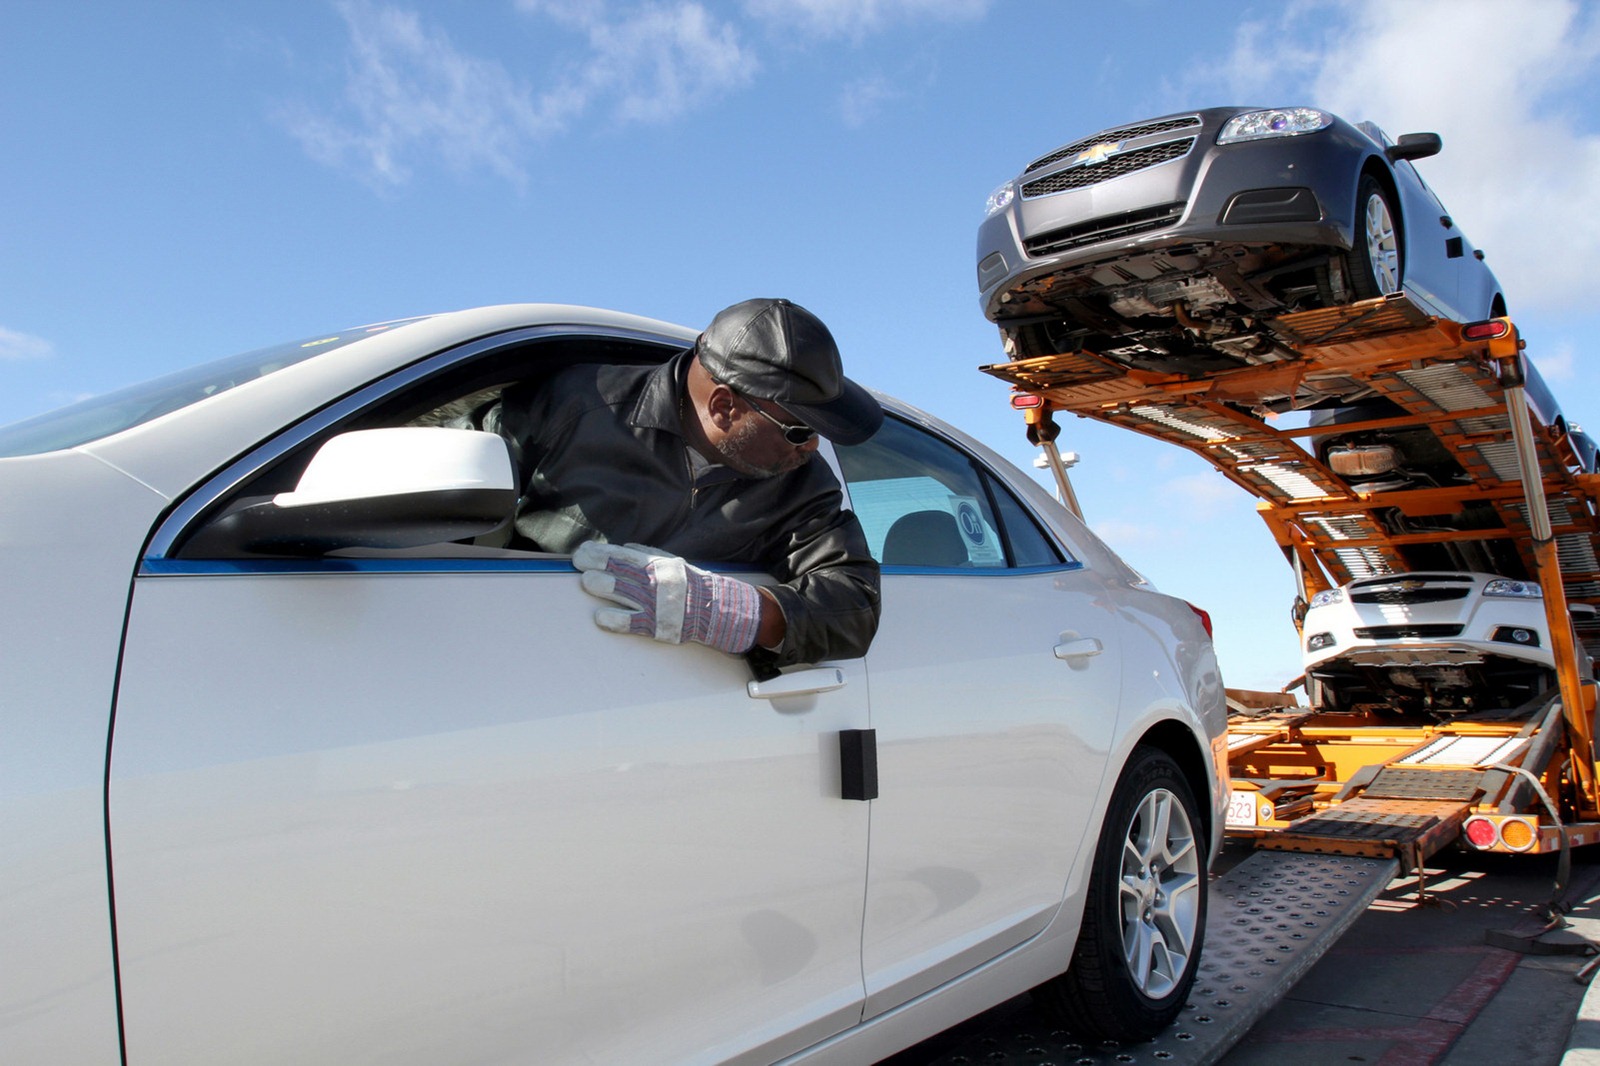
[[834, 414, 1124, 1018], [106, 335, 871, 1066]]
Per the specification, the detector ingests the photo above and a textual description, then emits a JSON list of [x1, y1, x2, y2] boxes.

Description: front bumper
[[977, 112, 1380, 321]]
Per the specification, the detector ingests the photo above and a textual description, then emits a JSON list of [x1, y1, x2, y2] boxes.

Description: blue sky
[[4, 0, 1599, 690]]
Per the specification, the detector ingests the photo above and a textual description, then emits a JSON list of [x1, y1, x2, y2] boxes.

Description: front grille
[[1022, 201, 1185, 257], [1022, 138, 1195, 197], [1352, 574, 1473, 586], [1024, 116, 1202, 174], [1351, 587, 1471, 605], [1354, 624, 1465, 639]]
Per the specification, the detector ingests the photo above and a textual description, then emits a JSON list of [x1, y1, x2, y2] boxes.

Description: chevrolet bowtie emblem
[[1073, 140, 1123, 166]]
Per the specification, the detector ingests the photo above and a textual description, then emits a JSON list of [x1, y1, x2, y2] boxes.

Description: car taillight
[[1187, 603, 1213, 639]]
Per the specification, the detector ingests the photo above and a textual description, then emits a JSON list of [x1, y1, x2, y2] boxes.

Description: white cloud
[[1090, 473, 1244, 547], [285, 0, 985, 186], [741, 0, 988, 39], [285, 1, 755, 187], [0, 327, 52, 361], [838, 74, 901, 128], [281, 0, 575, 187], [1166, 471, 1247, 519], [1209, 0, 1600, 315], [1540, 341, 1576, 382], [551, 2, 759, 125]]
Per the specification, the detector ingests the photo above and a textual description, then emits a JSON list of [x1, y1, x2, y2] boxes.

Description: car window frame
[[142, 324, 691, 570], [834, 410, 1079, 575]]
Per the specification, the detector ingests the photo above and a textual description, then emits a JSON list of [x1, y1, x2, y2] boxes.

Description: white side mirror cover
[[276, 428, 514, 508]]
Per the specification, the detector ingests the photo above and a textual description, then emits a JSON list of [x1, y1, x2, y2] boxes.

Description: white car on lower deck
[[0, 304, 1226, 1065], [1301, 571, 1556, 715]]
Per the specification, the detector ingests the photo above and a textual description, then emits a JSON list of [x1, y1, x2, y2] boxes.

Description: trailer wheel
[[1345, 174, 1402, 298], [1036, 745, 1206, 1041]]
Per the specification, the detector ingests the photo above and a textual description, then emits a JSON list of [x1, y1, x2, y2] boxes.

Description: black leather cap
[[695, 298, 882, 445]]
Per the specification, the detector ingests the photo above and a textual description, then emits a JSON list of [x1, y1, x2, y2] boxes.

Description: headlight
[[984, 181, 1015, 218], [1217, 108, 1333, 144], [1306, 632, 1337, 652], [1309, 588, 1346, 609], [1484, 578, 1542, 598]]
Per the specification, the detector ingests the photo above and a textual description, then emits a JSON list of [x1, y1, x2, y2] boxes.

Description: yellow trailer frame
[[983, 295, 1600, 862]]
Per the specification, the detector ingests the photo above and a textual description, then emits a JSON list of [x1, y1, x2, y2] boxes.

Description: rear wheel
[[1345, 174, 1402, 298], [1036, 746, 1207, 1041]]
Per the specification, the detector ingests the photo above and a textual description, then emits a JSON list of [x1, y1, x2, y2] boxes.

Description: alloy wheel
[[1117, 787, 1202, 998], [1363, 192, 1401, 294]]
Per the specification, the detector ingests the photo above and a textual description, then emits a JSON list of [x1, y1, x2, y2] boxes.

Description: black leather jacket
[[495, 352, 881, 674]]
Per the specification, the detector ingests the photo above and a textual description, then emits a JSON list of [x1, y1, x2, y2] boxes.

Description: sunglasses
[[745, 398, 817, 446]]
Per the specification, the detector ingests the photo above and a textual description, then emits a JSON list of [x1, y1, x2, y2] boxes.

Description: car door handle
[[1053, 637, 1104, 661], [747, 667, 848, 700]]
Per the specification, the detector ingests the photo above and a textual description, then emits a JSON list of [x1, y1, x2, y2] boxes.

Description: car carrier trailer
[[981, 294, 1600, 871], [907, 295, 1599, 1065]]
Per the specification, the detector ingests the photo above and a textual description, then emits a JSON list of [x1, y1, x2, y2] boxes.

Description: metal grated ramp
[[1262, 797, 1470, 860], [894, 853, 1395, 1066], [1362, 766, 1485, 802], [1267, 292, 1439, 348]]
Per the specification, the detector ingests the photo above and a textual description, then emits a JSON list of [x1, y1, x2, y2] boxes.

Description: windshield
[[0, 318, 430, 458]]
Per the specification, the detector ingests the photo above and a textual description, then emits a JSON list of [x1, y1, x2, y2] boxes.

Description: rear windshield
[[0, 318, 429, 458]]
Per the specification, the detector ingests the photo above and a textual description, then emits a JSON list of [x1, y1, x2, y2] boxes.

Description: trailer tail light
[[1499, 817, 1537, 852], [1011, 393, 1045, 409], [1463, 319, 1511, 341], [1188, 603, 1213, 639], [1463, 814, 1539, 851], [1463, 816, 1497, 849]]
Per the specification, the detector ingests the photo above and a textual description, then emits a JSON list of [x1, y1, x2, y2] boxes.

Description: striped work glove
[[572, 542, 763, 655]]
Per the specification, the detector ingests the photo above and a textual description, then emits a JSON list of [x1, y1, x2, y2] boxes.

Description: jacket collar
[[631, 349, 692, 435]]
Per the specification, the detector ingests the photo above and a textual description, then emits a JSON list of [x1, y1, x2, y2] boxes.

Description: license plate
[[1226, 790, 1259, 828]]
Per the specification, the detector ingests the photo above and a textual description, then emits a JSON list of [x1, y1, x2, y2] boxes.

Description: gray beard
[[714, 417, 796, 478]]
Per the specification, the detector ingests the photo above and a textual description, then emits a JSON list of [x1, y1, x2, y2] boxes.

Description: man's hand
[[573, 542, 763, 655]]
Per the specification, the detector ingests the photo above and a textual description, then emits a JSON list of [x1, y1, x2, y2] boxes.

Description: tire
[[1307, 675, 1343, 713], [1035, 745, 1207, 1041], [1344, 174, 1402, 299]]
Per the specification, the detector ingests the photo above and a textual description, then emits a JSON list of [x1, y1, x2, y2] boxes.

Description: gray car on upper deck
[[977, 106, 1504, 379]]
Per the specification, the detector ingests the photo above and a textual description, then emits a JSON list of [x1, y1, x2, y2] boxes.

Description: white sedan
[[0, 305, 1226, 1065], [1301, 571, 1556, 715]]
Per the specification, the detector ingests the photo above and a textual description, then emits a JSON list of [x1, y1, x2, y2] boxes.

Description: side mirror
[[1386, 132, 1442, 162], [182, 428, 517, 557]]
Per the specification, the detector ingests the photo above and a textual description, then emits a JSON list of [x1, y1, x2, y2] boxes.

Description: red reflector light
[[1463, 816, 1497, 849], [1462, 319, 1510, 340], [1187, 603, 1213, 639], [1011, 393, 1045, 409]]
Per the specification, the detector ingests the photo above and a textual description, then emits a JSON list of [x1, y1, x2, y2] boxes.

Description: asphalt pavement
[[1222, 845, 1600, 1065], [881, 842, 1600, 1066]]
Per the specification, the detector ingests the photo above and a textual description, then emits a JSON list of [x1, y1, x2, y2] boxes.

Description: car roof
[[78, 304, 699, 498]]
